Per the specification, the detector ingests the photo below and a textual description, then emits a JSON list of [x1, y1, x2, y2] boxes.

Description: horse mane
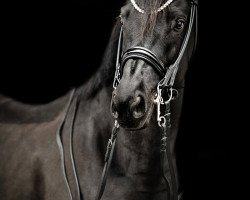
[[79, 20, 122, 99], [137, 0, 167, 35]]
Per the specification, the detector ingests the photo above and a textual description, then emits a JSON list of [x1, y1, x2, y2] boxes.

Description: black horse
[[0, 0, 198, 199]]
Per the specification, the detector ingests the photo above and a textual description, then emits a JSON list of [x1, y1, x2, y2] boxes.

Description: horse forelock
[[135, 0, 166, 35], [131, 0, 189, 36]]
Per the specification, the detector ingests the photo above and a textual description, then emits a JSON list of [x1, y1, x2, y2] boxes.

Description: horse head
[[111, 0, 196, 130]]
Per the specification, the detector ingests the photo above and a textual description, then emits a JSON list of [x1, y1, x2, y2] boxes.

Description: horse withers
[[0, 0, 197, 200]]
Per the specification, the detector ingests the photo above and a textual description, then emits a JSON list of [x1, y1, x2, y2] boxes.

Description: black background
[[0, 1, 240, 200]]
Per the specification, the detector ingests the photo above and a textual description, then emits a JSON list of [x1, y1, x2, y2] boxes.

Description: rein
[[57, 88, 82, 200]]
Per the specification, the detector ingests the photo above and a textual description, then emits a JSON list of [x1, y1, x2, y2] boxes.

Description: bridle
[[57, 1, 198, 200], [96, 1, 198, 200]]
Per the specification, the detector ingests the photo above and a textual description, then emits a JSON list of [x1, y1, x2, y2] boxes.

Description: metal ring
[[158, 116, 166, 127]]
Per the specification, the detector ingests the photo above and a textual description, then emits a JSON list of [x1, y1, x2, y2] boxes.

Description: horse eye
[[174, 19, 185, 31], [120, 8, 130, 22]]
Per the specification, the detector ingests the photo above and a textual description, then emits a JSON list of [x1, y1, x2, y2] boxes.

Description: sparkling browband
[[130, 0, 175, 13]]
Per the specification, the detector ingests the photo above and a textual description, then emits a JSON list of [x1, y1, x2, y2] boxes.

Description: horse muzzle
[[111, 89, 153, 130]]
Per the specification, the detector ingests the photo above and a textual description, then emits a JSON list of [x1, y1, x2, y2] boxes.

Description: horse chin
[[118, 102, 155, 131], [121, 122, 148, 131]]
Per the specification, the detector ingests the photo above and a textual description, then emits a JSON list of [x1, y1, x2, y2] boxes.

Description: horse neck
[[114, 122, 164, 190], [71, 19, 191, 197], [72, 80, 184, 198], [111, 89, 184, 190], [68, 22, 122, 198], [71, 20, 122, 145]]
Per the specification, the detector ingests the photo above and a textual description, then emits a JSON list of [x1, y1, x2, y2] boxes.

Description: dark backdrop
[[0, 1, 238, 200]]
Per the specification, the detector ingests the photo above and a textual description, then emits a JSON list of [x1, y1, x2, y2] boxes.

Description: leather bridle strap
[[113, 31, 167, 88], [69, 91, 82, 200], [158, 2, 198, 200], [192, 0, 198, 57], [120, 47, 166, 77], [56, 88, 83, 200], [158, 0, 198, 89], [159, 102, 178, 200], [95, 122, 120, 200], [56, 89, 76, 200]]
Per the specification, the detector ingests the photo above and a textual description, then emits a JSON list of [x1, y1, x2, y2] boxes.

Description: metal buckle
[[105, 139, 113, 162], [113, 65, 121, 89], [154, 85, 173, 127]]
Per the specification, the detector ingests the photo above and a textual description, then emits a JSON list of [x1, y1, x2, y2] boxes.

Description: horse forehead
[[123, 0, 189, 43], [132, 0, 188, 12], [126, 0, 189, 25]]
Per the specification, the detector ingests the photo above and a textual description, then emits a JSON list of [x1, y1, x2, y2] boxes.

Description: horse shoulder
[[0, 92, 73, 200]]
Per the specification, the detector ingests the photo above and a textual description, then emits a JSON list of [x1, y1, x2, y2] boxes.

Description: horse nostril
[[130, 95, 146, 119]]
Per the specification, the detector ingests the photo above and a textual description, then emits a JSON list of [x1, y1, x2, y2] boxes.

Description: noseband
[[96, 1, 198, 200], [113, 29, 167, 88], [121, 46, 166, 77]]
